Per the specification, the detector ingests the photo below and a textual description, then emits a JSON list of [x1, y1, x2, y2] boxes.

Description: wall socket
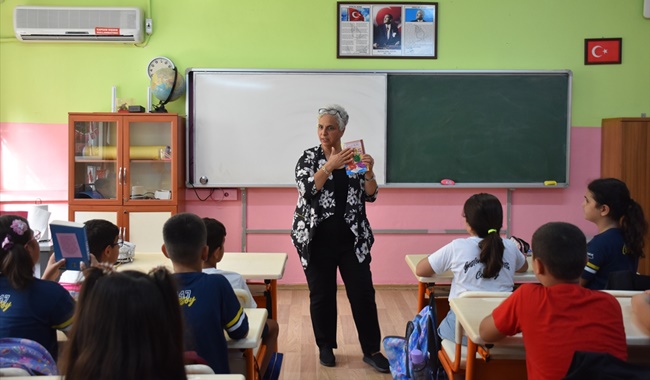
[[220, 188, 238, 201]]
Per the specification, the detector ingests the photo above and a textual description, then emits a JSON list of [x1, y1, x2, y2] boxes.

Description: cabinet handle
[[118, 167, 123, 185]]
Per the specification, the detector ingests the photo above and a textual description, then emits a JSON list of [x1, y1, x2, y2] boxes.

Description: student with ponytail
[[415, 193, 528, 343], [0, 215, 75, 361], [581, 178, 648, 290]]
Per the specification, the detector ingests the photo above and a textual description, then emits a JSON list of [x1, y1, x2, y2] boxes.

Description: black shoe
[[363, 352, 390, 373], [319, 347, 335, 367]]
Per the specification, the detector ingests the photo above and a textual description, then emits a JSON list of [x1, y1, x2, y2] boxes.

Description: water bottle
[[410, 349, 432, 380]]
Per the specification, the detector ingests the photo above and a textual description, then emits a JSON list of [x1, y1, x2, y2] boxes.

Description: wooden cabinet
[[601, 118, 650, 275], [68, 113, 184, 251]]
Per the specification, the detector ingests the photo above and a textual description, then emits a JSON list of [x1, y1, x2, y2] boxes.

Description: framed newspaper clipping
[[337, 2, 438, 58]]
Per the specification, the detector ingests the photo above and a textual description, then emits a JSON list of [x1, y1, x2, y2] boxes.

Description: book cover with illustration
[[343, 139, 367, 175], [50, 220, 90, 271]]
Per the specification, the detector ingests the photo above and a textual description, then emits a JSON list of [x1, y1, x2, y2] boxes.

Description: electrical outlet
[[145, 19, 153, 34], [220, 188, 238, 201]]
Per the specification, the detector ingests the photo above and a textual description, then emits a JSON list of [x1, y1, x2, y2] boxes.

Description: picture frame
[[584, 38, 622, 65], [337, 2, 438, 59]]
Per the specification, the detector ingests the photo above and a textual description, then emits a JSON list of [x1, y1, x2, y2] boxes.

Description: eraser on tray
[[440, 179, 455, 185], [544, 180, 557, 186]]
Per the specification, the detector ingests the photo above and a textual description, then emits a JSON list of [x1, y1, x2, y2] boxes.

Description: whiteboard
[[187, 70, 387, 187]]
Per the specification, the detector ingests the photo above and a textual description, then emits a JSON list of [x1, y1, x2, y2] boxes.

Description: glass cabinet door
[[72, 119, 119, 200], [125, 120, 174, 202]]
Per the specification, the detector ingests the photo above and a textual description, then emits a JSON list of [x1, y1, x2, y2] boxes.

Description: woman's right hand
[[325, 146, 354, 169]]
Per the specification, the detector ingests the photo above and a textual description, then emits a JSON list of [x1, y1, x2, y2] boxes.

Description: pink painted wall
[[1, 123, 601, 285]]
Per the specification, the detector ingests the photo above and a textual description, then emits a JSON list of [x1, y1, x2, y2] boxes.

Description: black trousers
[[304, 237, 381, 355]]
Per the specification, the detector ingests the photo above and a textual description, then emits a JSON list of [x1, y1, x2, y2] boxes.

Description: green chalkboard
[[386, 72, 571, 187]]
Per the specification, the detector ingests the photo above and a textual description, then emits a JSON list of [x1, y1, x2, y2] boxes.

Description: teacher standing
[[291, 104, 389, 373]]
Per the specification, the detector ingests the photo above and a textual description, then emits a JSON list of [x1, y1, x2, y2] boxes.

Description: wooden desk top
[[450, 295, 650, 346], [58, 308, 267, 350], [405, 254, 537, 283], [116, 252, 287, 280]]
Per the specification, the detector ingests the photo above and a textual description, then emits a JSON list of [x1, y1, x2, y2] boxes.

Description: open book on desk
[[50, 220, 90, 271]]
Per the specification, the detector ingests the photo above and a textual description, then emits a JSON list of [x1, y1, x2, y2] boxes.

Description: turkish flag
[[585, 38, 622, 64], [349, 8, 364, 21]]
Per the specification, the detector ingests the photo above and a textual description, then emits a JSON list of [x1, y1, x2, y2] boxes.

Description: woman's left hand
[[361, 154, 375, 173]]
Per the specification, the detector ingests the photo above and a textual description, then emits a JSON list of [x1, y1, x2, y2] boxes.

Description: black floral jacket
[[291, 145, 378, 269]]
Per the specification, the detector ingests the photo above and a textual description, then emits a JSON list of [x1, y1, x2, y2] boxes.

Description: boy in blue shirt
[[162, 212, 249, 374]]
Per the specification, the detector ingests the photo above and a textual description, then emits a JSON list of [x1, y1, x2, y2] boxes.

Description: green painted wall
[[1, 0, 649, 125]]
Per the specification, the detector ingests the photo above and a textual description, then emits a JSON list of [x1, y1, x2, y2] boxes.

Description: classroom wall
[[1, 0, 649, 284]]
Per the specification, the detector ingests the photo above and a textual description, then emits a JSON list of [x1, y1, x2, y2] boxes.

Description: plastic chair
[[184, 364, 215, 374], [438, 291, 525, 380], [605, 271, 650, 291]]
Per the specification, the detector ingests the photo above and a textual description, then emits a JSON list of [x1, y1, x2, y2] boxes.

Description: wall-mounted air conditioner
[[14, 6, 144, 43]]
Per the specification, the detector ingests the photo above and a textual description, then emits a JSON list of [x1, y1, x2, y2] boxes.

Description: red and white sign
[[95, 27, 120, 35], [585, 38, 622, 65]]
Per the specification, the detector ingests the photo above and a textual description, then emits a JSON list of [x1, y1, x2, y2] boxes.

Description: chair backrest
[[184, 364, 215, 374], [606, 271, 650, 291], [234, 288, 252, 309]]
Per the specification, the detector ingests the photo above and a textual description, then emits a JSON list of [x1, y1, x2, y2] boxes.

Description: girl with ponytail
[[415, 193, 529, 343]]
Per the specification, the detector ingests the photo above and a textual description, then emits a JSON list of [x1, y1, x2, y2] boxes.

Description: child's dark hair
[[203, 217, 226, 258], [588, 178, 647, 258], [532, 222, 587, 281], [62, 267, 186, 380], [84, 219, 120, 258], [0, 215, 36, 289], [464, 193, 505, 278], [162, 213, 207, 265]]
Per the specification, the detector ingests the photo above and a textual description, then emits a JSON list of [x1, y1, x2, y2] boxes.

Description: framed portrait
[[337, 2, 438, 59], [584, 38, 622, 65]]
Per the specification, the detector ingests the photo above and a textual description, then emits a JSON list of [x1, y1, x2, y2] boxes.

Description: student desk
[[57, 308, 266, 380], [116, 252, 288, 320], [404, 254, 536, 312], [450, 295, 650, 380]]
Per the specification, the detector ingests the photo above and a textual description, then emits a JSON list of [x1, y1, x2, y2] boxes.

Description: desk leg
[[244, 348, 255, 380], [465, 339, 478, 380], [418, 281, 427, 312], [269, 279, 277, 321]]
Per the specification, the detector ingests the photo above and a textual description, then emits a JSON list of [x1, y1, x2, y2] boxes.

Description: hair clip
[[1, 236, 13, 250], [10, 220, 28, 236], [96, 262, 116, 275]]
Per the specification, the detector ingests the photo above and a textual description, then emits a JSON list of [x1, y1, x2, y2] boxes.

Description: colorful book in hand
[[343, 139, 367, 176], [50, 220, 90, 271]]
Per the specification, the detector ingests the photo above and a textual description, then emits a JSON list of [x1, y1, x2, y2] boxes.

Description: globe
[[150, 68, 185, 103]]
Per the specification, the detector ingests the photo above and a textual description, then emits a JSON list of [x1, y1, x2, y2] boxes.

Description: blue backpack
[[382, 296, 445, 380]]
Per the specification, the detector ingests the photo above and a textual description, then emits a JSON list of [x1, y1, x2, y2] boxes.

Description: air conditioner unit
[[14, 6, 144, 43]]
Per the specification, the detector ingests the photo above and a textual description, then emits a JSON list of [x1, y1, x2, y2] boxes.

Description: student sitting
[[0, 215, 75, 362], [202, 217, 279, 376], [61, 266, 187, 380], [479, 222, 627, 380], [59, 219, 120, 298], [415, 193, 528, 343], [163, 213, 249, 374]]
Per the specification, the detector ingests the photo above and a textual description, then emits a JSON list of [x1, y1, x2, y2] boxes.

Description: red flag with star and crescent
[[585, 38, 622, 64], [349, 8, 365, 21]]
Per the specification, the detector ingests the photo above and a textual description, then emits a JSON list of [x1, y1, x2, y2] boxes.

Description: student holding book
[[163, 213, 249, 374], [415, 193, 528, 343], [291, 104, 389, 372], [61, 266, 187, 380], [0, 215, 75, 362], [58, 219, 120, 298], [580, 178, 648, 289]]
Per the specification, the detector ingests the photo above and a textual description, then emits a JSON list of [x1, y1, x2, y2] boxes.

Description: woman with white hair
[[291, 104, 388, 372]]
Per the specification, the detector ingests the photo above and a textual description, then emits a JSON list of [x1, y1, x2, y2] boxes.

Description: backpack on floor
[[382, 296, 446, 380]]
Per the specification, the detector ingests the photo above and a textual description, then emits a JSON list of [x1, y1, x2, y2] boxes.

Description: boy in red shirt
[[479, 222, 627, 380]]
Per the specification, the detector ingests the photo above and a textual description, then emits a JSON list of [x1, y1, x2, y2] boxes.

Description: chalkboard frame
[[186, 69, 572, 189]]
